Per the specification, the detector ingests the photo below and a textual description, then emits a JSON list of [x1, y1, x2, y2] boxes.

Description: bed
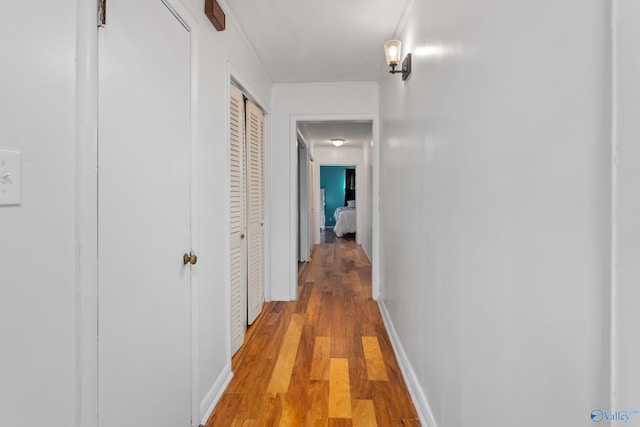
[[333, 203, 356, 237]]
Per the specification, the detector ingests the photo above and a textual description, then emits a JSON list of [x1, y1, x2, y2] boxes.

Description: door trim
[[76, 1, 99, 426], [289, 114, 381, 301]]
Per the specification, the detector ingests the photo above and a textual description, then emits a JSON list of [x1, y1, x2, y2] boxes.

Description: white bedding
[[333, 207, 356, 237]]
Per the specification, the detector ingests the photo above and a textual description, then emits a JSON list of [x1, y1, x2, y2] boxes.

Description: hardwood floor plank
[[328, 358, 352, 418], [298, 260, 311, 284], [304, 380, 330, 426], [267, 313, 305, 393], [279, 392, 303, 427], [310, 336, 331, 380], [258, 392, 283, 426], [329, 419, 353, 427], [372, 381, 419, 422], [305, 286, 323, 326], [362, 337, 389, 381], [295, 282, 313, 313], [331, 278, 348, 358], [316, 291, 334, 337], [207, 392, 243, 426], [231, 419, 258, 427], [352, 400, 378, 427]]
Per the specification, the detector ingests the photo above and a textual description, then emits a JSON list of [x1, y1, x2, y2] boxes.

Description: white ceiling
[[222, 0, 411, 83], [297, 121, 372, 148]]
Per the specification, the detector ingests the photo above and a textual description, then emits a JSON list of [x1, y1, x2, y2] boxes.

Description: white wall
[[377, 0, 611, 426], [0, 1, 272, 425], [182, 0, 272, 421], [0, 2, 78, 426], [614, 0, 640, 412], [270, 82, 378, 300]]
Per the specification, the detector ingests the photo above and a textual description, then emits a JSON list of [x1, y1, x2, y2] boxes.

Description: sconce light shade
[[384, 40, 402, 66], [331, 139, 345, 147], [384, 40, 411, 81]]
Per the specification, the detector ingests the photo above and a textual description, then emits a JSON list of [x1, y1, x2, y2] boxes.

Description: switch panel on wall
[[0, 149, 21, 206]]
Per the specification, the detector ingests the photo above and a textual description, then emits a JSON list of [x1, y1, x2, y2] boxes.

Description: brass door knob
[[189, 254, 198, 265], [183, 253, 190, 265], [240, 233, 245, 239]]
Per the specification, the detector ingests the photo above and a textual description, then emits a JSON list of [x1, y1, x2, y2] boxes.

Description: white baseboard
[[199, 363, 233, 426], [363, 245, 373, 263], [377, 299, 438, 427]]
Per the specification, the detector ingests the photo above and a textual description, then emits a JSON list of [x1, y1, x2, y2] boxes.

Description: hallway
[[207, 239, 419, 426]]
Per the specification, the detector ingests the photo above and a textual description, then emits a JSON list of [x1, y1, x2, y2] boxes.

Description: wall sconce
[[331, 139, 345, 147], [384, 40, 411, 81]]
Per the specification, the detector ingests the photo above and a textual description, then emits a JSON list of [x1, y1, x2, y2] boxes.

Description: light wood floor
[[206, 237, 419, 426]]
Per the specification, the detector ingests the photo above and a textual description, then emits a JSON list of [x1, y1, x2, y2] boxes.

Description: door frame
[[297, 136, 312, 262], [317, 162, 362, 242], [76, 1, 201, 425], [289, 114, 381, 301]]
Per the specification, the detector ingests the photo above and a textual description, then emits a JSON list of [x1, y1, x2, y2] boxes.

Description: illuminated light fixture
[[384, 40, 411, 81], [331, 139, 345, 147]]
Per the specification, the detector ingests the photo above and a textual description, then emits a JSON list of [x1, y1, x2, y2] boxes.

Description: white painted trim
[[199, 364, 233, 426], [181, 3, 201, 425], [263, 114, 272, 302], [75, 0, 98, 426], [610, 0, 619, 412], [371, 117, 381, 300], [297, 144, 312, 262], [314, 160, 363, 242], [229, 66, 270, 115], [289, 118, 298, 300], [289, 114, 381, 301], [272, 81, 379, 89], [377, 299, 437, 427], [216, 0, 274, 84], [362, 244, 373, 264], [391, 0, 417, 41]]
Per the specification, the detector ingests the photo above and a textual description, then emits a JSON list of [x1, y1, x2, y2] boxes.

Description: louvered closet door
[[246, 100, 265, 325], [229, 85, 247, 354]]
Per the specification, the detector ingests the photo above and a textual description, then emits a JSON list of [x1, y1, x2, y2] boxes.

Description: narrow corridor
[[207, 238, 419, 426]]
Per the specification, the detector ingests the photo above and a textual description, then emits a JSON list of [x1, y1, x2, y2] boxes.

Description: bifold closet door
[[229, 85, 247, 355], [97, 0, 193, 425], [245, 100, 265, 325]]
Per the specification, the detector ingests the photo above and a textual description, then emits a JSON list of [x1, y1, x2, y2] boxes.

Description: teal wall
[[320, 166, 354, 227]]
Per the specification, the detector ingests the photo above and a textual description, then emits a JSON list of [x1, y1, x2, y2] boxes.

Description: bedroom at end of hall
[[320, 165, 356, 239]]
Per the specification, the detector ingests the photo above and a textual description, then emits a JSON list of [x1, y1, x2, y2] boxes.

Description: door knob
[[240, 233, 245, 239], [183, 252, 198, 265]]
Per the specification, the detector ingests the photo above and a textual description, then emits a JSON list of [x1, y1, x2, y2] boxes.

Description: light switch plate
[[0, 149, 21, 206]]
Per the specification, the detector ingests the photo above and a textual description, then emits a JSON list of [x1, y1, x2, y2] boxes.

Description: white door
[[298, 143, 311, 262], [246, 100, 265, 325], [229, 85, 247, 354], [98, 1, 192, 426]]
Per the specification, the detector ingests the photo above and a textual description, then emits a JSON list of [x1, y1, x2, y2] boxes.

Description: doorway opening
[[320, 165, 356, 238], [294, 119, 375, 296]]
